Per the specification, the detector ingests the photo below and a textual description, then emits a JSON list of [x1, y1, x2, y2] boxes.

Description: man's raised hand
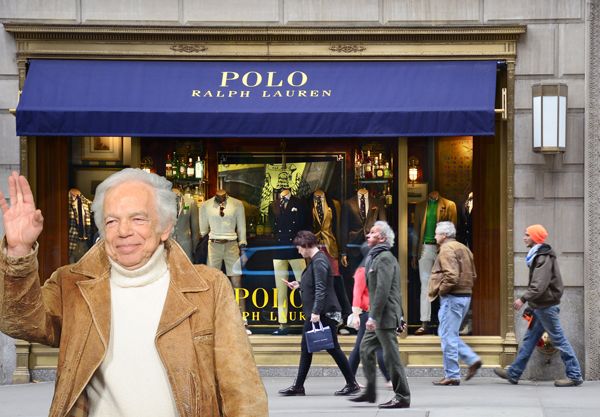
[[0, 171, 44, 257]]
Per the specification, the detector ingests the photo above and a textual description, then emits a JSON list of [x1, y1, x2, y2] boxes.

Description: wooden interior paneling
[[36, 137, 69, 285], [472, 135, 501, 336]]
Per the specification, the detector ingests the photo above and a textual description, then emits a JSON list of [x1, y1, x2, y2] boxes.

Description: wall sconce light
[[532, 83, 567, 154], [408, 156, 419, 183], [141, 156, 154, 173]]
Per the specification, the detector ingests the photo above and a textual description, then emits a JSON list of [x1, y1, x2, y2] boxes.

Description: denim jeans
[[438, 295, 480, 380], [508, 304, 582, 381]]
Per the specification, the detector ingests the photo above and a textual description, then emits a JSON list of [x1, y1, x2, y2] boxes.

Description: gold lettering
[[242, 71, 262, 87], [240, 91, 250, 98], [286, 90, 295, 97], [252, 311, 260, 321], [235, 288, 249, 306], [262, 91, 271, 97], [216, 91, 225, 97], [288, 71, 308, 87], [267, 72, 283, 87], [298, 90, 307, 97], [289, 312, 297, 321], [273, 91, 283, 98], [290, 289, 301, 308], [192, 90, 201, 97], [310, 90, 319, 97], [252, 288, 268, 309], [270, 311, 277, 321], [242, 311, 250, 320], [228, 91, 238, 98], [220, 72, 239, 87], [323, 90, 331, 97], [300, 312, 306, 321], [272, 288, 278, 307], [203, 91, 213, 97]]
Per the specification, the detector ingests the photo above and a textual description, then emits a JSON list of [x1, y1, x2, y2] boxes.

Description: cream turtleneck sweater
[[86, 243, 179, 417]]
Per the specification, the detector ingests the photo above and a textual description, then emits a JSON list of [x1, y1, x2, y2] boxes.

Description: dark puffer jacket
[[519, 244, 564, 310]]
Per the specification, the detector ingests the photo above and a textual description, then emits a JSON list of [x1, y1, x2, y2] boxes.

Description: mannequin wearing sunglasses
[[199, 190, 248, 316]]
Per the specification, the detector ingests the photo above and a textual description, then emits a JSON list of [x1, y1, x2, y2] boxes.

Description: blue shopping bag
[[305, 321, 335, 353]]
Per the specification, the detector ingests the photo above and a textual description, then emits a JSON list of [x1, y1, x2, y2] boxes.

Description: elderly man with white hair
[[428, 220, 481, 386], [0, 169, 268, 417]]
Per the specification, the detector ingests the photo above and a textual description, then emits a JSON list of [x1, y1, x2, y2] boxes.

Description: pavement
[[1, 376, 599, 416]]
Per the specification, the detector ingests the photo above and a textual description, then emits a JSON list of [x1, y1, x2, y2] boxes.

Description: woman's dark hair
[[293, 230, 318, 249]]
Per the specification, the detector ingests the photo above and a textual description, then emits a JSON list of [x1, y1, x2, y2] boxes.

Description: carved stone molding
[[586, 0, 600, 381], [329, 45, 366, 53], [170, 44, 207, 53]]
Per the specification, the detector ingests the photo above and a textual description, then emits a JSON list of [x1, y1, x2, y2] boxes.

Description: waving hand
[[0, 171, 44, 257]]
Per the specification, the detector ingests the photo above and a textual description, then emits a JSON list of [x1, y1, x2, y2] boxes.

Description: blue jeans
[[438, 295, 480, 380], [508, 304, 582, 381]]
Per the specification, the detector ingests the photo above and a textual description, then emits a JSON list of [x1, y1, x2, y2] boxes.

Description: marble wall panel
[[186, 0, 280, 23], [484, 0, 583, 21], [563, 112, 585, 165], [514, 172, 537, 199], [0, 114, 19, 165], [0, 332, 16, 386], [0, 0, 78, 21], [384, 0, 480, 23], [0, 80, 19, 110], [83, 0, 179, 23], [559, 23, 585, 76], [286, 0, 379, 23], [514, 113, 547, 165], [514, 24, 556, 76], [0, 26, 17, 76], [543, 172, 584, 199]]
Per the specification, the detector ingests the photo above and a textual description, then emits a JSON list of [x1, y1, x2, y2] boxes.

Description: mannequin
[[68, 188, 93, 263], [199, 190, 248, 327], [340, 188, 386, 306], [411, 190, 457, 335], [457, 192, 474, 249], [172, 187, 200, 263], [307, 189, 341, 275], [269, 189, 308, 335]]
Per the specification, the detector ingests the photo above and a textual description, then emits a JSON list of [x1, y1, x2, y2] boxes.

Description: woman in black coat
[[278, 230, 360, 396]]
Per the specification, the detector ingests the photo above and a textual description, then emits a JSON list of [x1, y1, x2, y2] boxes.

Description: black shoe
[[272, 328, 289, 336], [278, 385, 305, 396], [379, 398, 410, 409], [335, 382, 360, 396], [348, 393, 376, 403]]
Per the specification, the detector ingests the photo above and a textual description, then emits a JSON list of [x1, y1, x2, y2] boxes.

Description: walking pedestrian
[[428, 221, 482, 385], [278, 230, 360, 396], [494, 224, 583, 387]]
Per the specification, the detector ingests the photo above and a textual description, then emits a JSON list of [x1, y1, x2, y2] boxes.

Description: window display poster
[[436, 137, 473, 205]]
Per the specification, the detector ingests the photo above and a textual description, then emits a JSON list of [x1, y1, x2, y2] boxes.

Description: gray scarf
[[364, 243, 392, 274], [526, 243, 543, 267]]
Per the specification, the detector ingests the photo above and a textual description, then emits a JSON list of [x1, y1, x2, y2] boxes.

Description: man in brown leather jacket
[[428, 221, 481, 386], [0, 169, 268, 417]]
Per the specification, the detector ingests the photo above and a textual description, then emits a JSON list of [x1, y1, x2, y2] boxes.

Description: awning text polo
[[16, 59, 498, 138]]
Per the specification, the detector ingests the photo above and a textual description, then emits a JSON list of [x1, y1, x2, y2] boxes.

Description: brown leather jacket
[[428, 239, 476, 301], [0, 237, 268, 417]]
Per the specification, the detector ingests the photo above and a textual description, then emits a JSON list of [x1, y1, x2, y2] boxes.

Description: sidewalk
[[1, 376, 599, 416]]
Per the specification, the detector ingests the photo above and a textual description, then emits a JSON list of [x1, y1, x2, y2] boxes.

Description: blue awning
[[16, 59, 497, 138]]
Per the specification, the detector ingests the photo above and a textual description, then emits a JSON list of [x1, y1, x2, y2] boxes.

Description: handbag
[[305, 321, 335, 353]]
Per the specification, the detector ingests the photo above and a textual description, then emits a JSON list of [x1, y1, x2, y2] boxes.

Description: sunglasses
[[220, 204, 225, 217]]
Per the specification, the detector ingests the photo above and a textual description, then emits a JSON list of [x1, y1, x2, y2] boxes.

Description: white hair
[[436, 221, 456, 239], [91, 168, 177, 239], [374, 220, 395, 247]]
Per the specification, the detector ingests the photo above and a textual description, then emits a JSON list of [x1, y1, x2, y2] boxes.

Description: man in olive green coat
[[349, 220, 411, 409]]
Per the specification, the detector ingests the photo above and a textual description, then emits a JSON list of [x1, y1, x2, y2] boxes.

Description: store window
[[34, 133, 499, 337]]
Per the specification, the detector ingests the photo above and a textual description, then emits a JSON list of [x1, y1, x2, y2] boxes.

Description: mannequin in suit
[[411, 191, 457, 335], [172, 188, 200, 264], [199, 190, 248, 320], [306, 190, 341, 275], [340, 189, 387, 305], [269, 189, 308, 335], [68, 188, 94, 263]]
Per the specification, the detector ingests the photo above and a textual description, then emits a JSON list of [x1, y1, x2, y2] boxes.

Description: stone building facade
[[0, 0, 598, 385]]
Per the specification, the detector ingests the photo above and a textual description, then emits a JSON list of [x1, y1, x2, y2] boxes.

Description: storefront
[[5, 24, 525, 380]]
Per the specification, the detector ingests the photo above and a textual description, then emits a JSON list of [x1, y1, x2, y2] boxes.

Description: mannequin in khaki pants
[[411, 191, 457, 335]]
